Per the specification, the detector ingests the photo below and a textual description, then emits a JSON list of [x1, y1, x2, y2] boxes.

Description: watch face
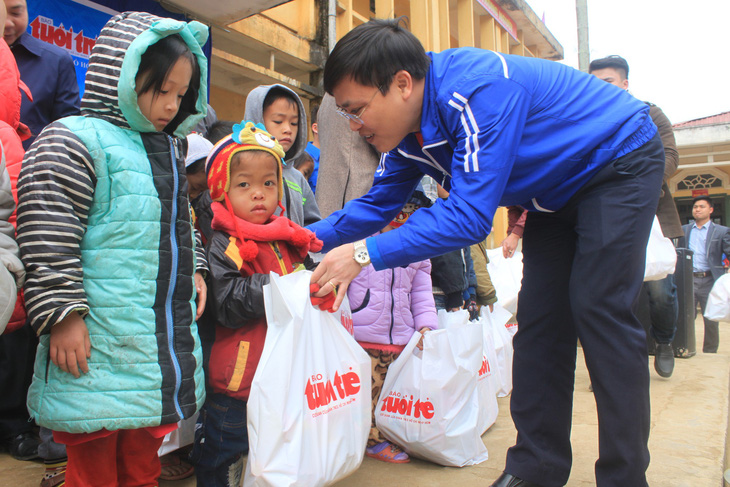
[[355, 250, 368, 263]]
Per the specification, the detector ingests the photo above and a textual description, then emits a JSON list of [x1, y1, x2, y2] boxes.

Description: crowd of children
[[1, 9, 500, 487]]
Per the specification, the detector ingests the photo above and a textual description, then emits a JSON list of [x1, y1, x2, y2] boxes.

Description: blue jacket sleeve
[[370, 79, 532, 269], [306, 151, 423, 252]]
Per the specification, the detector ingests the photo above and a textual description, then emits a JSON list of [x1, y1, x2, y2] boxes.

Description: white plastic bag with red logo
[[374, 310, 488, 467], [470, 313, 501, 434], [243, 271, 371, 487], [441, 310, 500, 435], [482, 304, 514, 397]]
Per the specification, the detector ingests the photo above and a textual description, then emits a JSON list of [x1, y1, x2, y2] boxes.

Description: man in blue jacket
[[309, 19, 665, 487]]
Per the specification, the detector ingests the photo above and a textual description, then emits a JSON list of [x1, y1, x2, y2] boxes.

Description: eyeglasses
[[335, 87, 382, 125]]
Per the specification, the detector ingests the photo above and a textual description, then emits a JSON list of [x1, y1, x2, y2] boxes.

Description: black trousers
[[0, 324, 36, 441], [505, 133, 664, 487], [694, 274, 719, 353]]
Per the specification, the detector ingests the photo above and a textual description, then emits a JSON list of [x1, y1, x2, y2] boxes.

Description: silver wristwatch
[[353, 240, 371, 267]]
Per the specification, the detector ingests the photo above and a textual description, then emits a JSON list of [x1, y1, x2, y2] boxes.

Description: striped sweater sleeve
[[16, 123, 96, 335], [194, 225, 208, 275]]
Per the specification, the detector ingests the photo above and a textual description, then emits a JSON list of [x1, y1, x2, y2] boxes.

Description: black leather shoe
[[10, 432, 40, 461], [654, 342, 675, 378], [489, 472, 542, 487]]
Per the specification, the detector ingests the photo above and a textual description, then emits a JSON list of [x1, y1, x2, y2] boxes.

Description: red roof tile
[[673, 111, 730, 129]]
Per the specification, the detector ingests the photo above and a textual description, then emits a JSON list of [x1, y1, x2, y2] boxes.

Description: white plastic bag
[[441, 310, 500, 435], [486, 248, 523, 314], [705, 274, 730, 322], [644, 216, 677, 281], [375, 311, 488, 467], [244, 271, 371, 487], [158, 413, 199, 456], [476, 316, 501, 434], [482, 305, 514, 397]]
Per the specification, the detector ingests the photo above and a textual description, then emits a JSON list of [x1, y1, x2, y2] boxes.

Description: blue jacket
[[10, 32, 80, 149], [305, 141, 320, 193], [309, 48, 657, 269]]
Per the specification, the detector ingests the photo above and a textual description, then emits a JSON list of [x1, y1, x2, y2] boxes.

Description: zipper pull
[[272, 242, 283, 260]]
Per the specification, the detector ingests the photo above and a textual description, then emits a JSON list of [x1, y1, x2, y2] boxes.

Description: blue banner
[[25, 0, 116, 96], [24, 0, 211, 97]]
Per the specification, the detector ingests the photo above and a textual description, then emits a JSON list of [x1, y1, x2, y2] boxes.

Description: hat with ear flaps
[[206, 120, 286, 202], [206, 120, 321, 262]]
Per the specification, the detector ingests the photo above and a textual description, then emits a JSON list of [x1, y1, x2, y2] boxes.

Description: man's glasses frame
[[335, 86, 383, 125]]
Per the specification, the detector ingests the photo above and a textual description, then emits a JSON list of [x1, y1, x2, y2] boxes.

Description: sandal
[[40, 459, 67, 487], [365, 441, 410, 463], [159, 452, 195, 481]]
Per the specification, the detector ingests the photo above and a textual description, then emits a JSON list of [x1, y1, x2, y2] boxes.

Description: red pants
[[64, 429, 164, 486]]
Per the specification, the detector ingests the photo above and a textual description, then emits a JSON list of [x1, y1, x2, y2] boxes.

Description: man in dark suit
[[683, 196, 730, 353]]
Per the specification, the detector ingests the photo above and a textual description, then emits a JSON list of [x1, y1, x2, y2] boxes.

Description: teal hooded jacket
[[16, 11, 208, 433]]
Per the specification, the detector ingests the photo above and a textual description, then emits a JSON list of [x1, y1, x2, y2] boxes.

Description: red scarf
[[211, 200, 322, 262]]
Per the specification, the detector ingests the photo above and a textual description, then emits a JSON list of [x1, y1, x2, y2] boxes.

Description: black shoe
[[489, 472, 542, 487], [10, 432, 40, 461], [654, 343, 675, 378]]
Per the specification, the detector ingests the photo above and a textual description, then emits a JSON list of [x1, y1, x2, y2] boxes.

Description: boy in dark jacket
[[191, 121, 325, 487]]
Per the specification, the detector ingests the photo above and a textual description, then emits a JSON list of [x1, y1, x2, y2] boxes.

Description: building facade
[[672, 112, 730, 226]]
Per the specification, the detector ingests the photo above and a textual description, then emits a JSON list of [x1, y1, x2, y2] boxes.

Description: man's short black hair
[[693, 195, 713, 207], [589, 55, 629, 79], [323, 17, 431, 96]]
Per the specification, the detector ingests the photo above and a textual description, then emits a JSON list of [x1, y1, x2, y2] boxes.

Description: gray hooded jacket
[[0, 142, 23, 332], [244, 84, 320, 227]]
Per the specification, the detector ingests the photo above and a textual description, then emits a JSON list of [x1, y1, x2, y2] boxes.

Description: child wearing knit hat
[[191, 121, 328, 485]]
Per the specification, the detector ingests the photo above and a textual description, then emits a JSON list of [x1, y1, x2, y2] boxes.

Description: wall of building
[[672, 124, 730, 225]]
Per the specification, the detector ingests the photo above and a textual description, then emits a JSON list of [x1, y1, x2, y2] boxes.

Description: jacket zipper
[[269, 242, 288, 275], [389, 268, 395, 344], [165, 135, 184, 419]]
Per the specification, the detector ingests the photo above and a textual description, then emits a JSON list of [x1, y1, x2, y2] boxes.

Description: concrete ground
[[1, 316, 728, 486]]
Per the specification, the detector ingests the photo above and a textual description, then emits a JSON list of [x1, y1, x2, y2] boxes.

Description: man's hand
[[194, 271, 207, 320], [501, 233, 520, 258], [49, 311, 91, 379], [310, 243, 363, 312]]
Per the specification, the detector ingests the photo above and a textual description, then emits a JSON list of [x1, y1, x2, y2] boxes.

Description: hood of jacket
[[0, 40, 31, 140], [80, 11, 208, 138], [244, 84, 307, 164]]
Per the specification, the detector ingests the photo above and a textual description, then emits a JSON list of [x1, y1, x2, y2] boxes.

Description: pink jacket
[[347, 259, 438, 346]]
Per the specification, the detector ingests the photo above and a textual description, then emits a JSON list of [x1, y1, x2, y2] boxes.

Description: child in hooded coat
[[244, 84, 321, 227], [16, 12, 209, 484]]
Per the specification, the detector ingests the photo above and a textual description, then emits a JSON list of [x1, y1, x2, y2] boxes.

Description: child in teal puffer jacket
[[16, 12, 209, 485]]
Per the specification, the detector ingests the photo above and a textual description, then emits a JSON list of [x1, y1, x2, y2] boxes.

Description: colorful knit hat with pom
[[206, 120, 286, 202]]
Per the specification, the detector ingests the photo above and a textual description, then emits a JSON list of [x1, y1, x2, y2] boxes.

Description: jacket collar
[[12, 33, 43, 57], [419, 54, 446, 147]]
